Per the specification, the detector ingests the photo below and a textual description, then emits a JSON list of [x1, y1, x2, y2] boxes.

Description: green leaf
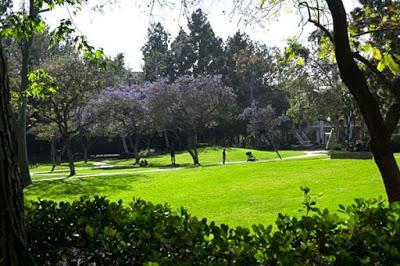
[[143, 262, 159, 266], [203, 233, 214, 242], [27, 69, 58, 100], [296, 57, 305, 66], [287, 51, 295, 62], [373, 48, 382, 61], [377, 60, 386, 72], [85, 225, 95, 237], [363, 43, 373, 54], [384, 54, 400, 75], [104, 226, 117, 238]]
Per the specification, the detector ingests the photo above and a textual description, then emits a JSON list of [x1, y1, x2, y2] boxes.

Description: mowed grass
[[30, 147, 304, 180], [107, 147, 303, 167], [25, 155, 388, 228]]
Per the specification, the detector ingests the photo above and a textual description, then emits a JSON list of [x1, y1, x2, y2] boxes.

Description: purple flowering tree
[[144, 79, 177, 151], [34, 55, 105, 176], [240, 105, 288, 158], [168, 75, 237, 165], [90, 85, 150, 164]]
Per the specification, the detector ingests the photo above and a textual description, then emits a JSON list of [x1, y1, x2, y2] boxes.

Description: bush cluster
[[26, 189, 400, 265]]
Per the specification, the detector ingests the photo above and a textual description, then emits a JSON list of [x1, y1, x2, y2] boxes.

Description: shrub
[[330, 151, 373, 159], [329, 143, 343, 151], [26, 190, 400, 265]]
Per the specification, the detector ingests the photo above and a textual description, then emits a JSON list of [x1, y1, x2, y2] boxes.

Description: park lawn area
[[30, 147, 305, 180], [31, 161, 94, 172], [25, 156, 387, 228], [107, 147, 304, 167]]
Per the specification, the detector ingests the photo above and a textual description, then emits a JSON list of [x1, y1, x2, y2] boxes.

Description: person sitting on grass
[[246, 152, 256, 162], [139, 159, 148, 167]]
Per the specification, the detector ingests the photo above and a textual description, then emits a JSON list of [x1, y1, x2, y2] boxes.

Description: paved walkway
[[32, 150, 327, 183]]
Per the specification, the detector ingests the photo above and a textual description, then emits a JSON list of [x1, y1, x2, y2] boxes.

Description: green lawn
[[25, 152, 388, 228], [30, 147, 304, 179], [107, 147, 304, 167]]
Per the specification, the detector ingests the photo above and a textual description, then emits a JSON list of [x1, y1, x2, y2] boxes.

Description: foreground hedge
[[26, 189, 400, 265]]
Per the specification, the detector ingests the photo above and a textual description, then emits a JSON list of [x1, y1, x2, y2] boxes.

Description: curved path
[[32, 150, 328, 183]]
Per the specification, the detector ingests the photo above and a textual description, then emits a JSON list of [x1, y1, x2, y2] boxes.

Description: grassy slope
[[26, 156, 386, 228], [30, 147, 304, 179]]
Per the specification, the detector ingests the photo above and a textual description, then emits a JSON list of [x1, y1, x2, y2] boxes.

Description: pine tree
[[141, 22, 171, 81]]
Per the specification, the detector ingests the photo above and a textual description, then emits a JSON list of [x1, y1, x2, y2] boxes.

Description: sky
[[41, 0, 359, 71]]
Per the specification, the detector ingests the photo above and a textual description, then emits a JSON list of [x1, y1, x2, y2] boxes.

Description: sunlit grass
[[30, 147, 305, 180], [25, 154, 387, 228]]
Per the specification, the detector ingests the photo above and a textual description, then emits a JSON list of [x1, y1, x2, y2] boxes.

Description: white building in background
[[295, 120, 366, 147]]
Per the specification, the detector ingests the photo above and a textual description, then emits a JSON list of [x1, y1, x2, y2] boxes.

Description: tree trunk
[[134, 136, 140, 164], [187, 134, 200, 165], [50, 137, 58, 172], [83, 147, 88, 164], [327, 0, 400, 202], [266, 134, 282, 160], [0, 43, 31, 265], [81, 136, 90, 163], [146, 137, 150, 150], [64, 135, 75, 176], [128, 134, 140, 164], [371, 138, 400, 202], [121, 136, 129, 154], [15, 21, 34, 188], [50, 137, 56, 166], [15, 97, 31, 187], [173, 130, 182, 149], [164, 131, 170, 151]]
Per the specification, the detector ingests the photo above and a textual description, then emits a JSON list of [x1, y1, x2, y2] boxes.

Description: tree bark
[[64, 135, 75, 176], [164, 130, 170, 151], [121, 136, 129, 154], [81, 136, 90, 163], [50, 137, 58, 172], [50, 137, 56, 166], [327, 0, 400, 202], [128, 134, 140, 164], [266, 134, 282, 160], [16, 40, 31, 187], [15, 0, 37, 187], [83, 146, 88, 164], [0, 43, 31, 265], [187, 134, 200, 165]]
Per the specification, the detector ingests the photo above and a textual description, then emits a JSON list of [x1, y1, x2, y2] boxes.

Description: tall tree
[[223, 31, 253, 108], [240, 104, 287, 155], [170, 29, 194, 78], [13, 0, 40, 187], [188, 9, 224, 76], [0, 0, 106, 261], [34, 54, 105, 176], [256, 0, 400, 202], [326, 1, 400, 203], [90, 85, 150, 164], [141, 22, 171, 81], [0, 43, 32, 266], [168, 75, 236, 165], [284, 37, 359, 142]]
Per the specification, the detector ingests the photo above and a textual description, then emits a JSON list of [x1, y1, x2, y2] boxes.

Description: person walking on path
[[222, 148, 226, 165], [170, 145, 176, 166]]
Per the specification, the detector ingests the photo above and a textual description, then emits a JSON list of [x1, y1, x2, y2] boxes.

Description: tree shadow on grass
[[25, 174, 151, 201]]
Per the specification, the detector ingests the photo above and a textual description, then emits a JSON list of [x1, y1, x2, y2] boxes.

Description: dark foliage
[[26, 189, 400, 265], [391, 134, 400, 153]]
